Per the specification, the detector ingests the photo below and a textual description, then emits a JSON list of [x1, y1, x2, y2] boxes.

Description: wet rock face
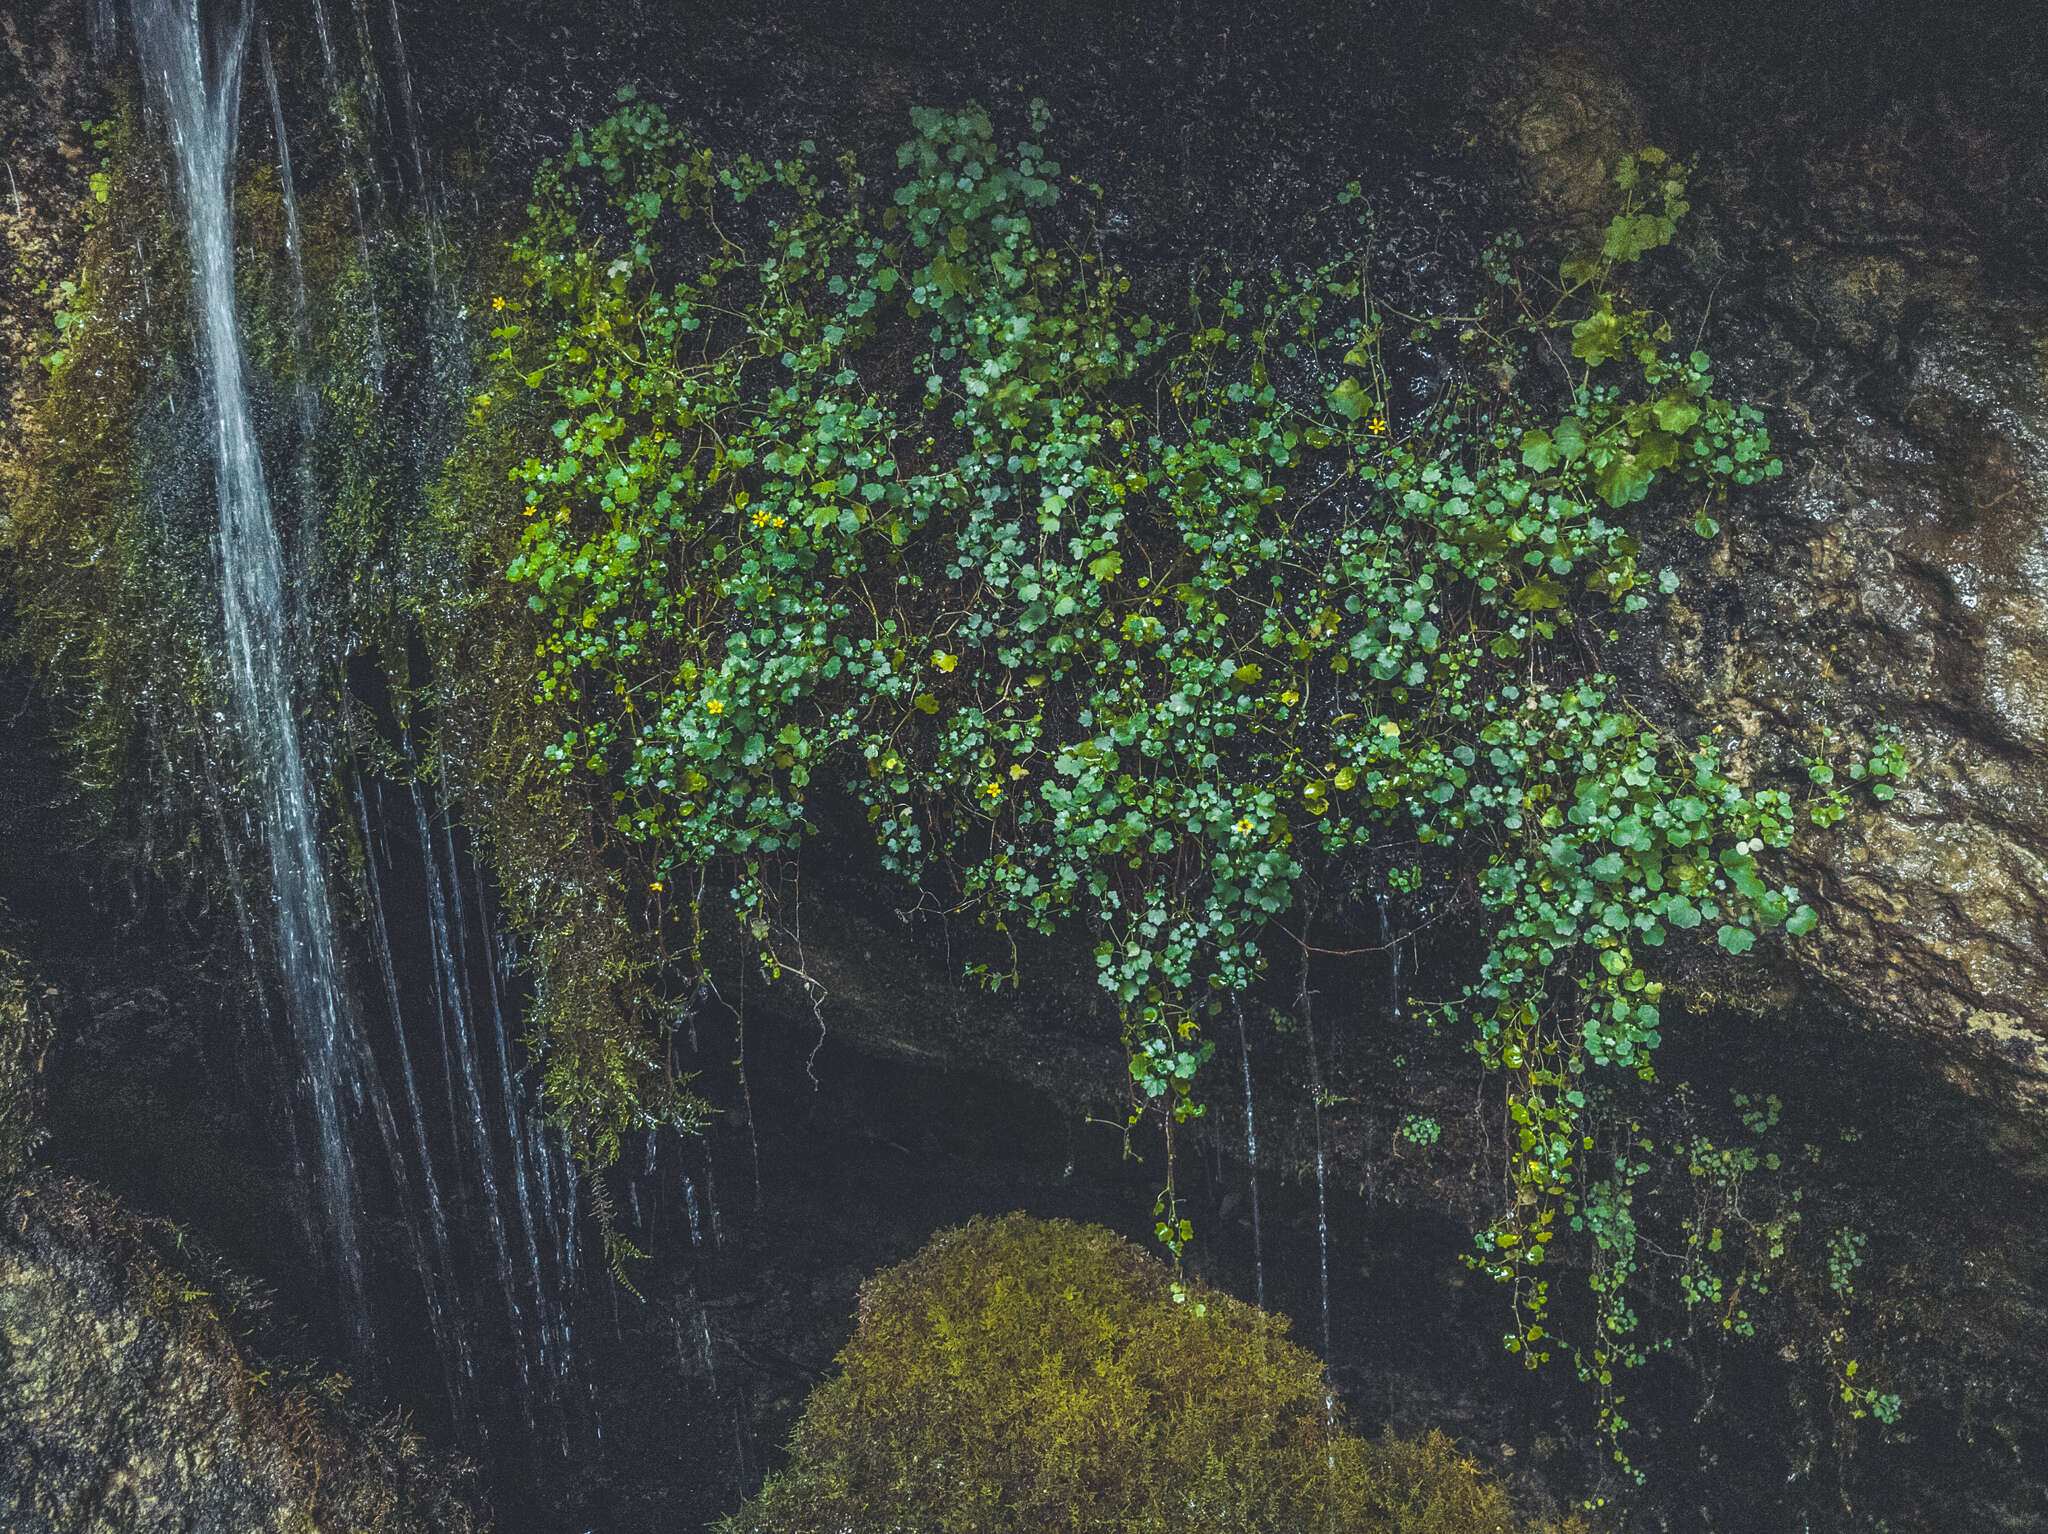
[[1497, 27, 2048, 1107], [0, 1175, 482, 1534], [1747, 292, 2048, 1093]]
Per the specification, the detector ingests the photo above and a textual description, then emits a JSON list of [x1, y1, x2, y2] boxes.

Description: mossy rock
[[727, 1214, 1576, 1534], [0, 943, 48, 1185]]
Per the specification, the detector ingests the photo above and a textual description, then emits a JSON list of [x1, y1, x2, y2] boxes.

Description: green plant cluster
[[725, 1213, 1574, 1533], [467, 98, 1881, 1296], [1551, 1083, 1908, 1489]]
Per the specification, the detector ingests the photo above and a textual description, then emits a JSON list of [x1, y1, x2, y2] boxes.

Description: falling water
[[1299, 955, 1338, 1533], [356, 778, 478, 1431], [303, 0, 386, 386], [407, 776, 532, 1432], [257, 25, 323, 580], [257, 32, 310, 339], [698, 1303, 720, 1396], [310, 0, 339, 83], [132, 0, 371, 1362], [462, 838, 573, 1444], [381, 0, 429, 199], [1376, 890, 1404, 1022], [683, 1174, 705, 1249], [1235, 997, 1265, 1311]]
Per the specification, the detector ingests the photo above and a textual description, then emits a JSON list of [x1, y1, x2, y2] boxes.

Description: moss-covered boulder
[[728, 1214, 1573, 1534], [0, 1172, 485, 1534]]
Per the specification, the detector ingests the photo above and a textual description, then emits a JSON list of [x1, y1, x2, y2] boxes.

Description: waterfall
[[132, 0, 372, 1363]]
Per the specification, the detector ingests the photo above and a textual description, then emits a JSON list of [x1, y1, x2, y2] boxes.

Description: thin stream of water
[[1235, 996, 1265, 1311], [356, 776, 480, 1436], [133, 0, 372, 1365]]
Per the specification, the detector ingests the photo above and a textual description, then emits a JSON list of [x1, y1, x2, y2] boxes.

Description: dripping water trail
[[1298, 934, 1336, 1534], [305, 0, 385, 387], [357, 777, 479, 1438], [132, 0, 371, 1367], [379, 0, 445, 288], [309, 0, 339, 83], [406, 762, 534, 1439], [1234, 996, 1265, 1312], [458, 824, 571, 1452], [1376, 890, 1404, 1022], [256, 22, 322, 588]]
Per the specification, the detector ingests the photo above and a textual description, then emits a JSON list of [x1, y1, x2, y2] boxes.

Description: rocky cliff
[[2, 2, 2047, 1531]]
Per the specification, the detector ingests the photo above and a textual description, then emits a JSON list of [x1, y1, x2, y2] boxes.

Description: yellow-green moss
[[0, 95, 215, 841], [414, 323, 707, 1178], [728, 1214, 1583, 1534]]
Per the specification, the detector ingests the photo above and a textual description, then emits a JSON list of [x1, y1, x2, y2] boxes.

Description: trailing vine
[[459, 91, 1896, 1440]]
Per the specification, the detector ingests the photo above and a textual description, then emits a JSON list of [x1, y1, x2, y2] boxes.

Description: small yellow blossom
[[491, 295, 507, 311], [981, 782, 1002, 801], [1234, 817, 1255, 835], [1368, 414, 1387, 434], [706, 698, 724, 716], [650, 881, 663, 892]]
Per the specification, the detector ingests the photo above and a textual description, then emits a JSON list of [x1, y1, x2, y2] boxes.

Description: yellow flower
[[491, 295, 507, 311], [650, 881, 663, 892], [1368, 414, 1387, 434], [752, 507, 771, 528], [1234, 817, 1255, 835], [706, 698, 724, 716], [981, 781, 1002, 801]]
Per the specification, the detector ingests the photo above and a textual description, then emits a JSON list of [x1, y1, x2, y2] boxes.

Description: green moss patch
[[728, 1213, 1580, 1534]]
